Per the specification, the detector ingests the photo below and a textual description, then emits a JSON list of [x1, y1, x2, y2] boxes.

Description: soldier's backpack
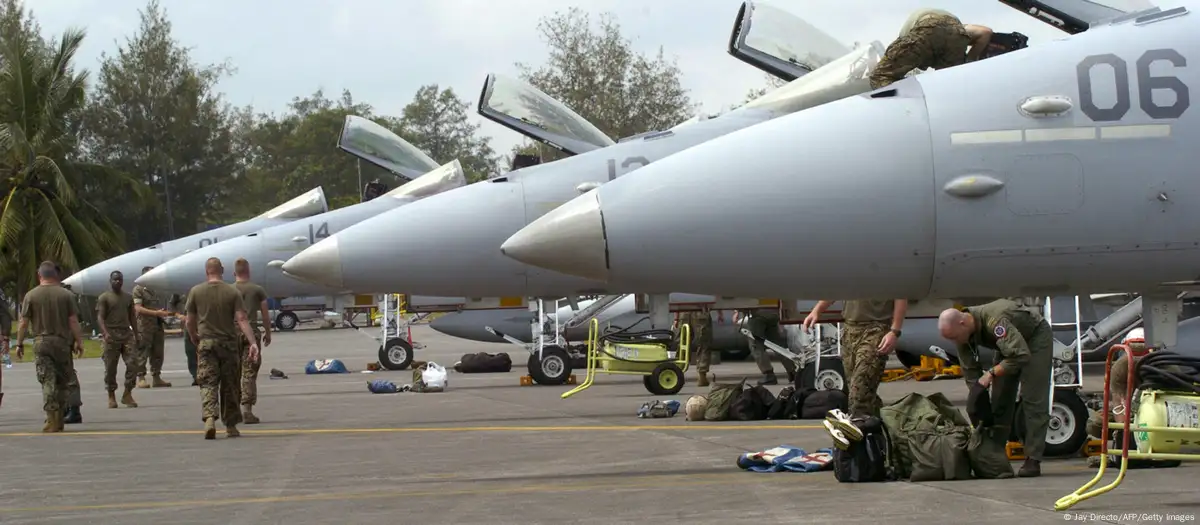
[[800, 389, 848, 419], [728, 384, 774, 421], [767, 386, 796, 420], [833, 415, 893, 483], [704, 379, 746, 421]]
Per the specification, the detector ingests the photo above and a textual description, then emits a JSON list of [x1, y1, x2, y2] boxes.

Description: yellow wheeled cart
[[1056, 344, 1200, 511], [562, 318, 691, 399]]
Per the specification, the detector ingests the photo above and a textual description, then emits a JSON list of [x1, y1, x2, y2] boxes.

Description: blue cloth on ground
[[736, 446, 834, 473], [305, 359, 349, 374], [369, 380, 398, 393]]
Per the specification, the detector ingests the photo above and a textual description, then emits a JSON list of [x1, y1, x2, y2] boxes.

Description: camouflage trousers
[[197, 338, 242, 425], [65, 347, 81, 408], [239, 330, 262, 407], [685, 316, 713, 374], [745, 314, 781, 375], [870, 13, 971, 89], [136, 327, 165, 377], [33, 336, 72, 413], [840, 321, 891, 417], [102, 329, 138, 392]]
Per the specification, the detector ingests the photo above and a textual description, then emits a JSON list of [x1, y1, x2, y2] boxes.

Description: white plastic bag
[[422, 362, 448, 389]]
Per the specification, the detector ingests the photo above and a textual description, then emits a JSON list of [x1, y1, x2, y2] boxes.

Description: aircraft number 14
[[308, 222, 330, 244], [1076, 48, 1190, 122]]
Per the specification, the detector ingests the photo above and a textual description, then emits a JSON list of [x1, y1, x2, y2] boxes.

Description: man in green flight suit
[[938, 299, 1054, 477]]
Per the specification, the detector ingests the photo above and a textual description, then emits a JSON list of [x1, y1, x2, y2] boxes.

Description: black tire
[[1015, 387, 1090, 457], [895, 350, 922, 369], [527, 346, 572, 386], [647, 363, 685, 395], [798, 357, 847, 392], [275, 311, 299, 332], [378, 337, 414, 370]]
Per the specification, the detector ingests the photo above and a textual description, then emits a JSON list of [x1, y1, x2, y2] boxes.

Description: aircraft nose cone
[[281, 236, 344, 289], [62, 270, 86, 292], [500, 190, 609, 282], [134, 266, 170, 290]]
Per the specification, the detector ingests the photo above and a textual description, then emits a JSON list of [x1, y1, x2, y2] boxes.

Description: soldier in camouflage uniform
[[57, 272, 84, 424], [232, 258, 272, 424], [939, 299, 1054, 478], [869, 8, 995, 90], [806, 299, 907, 420], [96, 270, 140, 409], [15, 262, 85, 432], [677, 309, 713, 387], [132, 266, 172, 388], [185, 257, 260, 439], [738, 309, 785, 385]]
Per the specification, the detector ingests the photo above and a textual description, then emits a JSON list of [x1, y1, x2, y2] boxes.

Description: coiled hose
[[1135, 351, 1200, 395]]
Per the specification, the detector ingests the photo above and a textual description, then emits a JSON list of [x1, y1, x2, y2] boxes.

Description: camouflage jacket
[[131, 284, 164, 332]]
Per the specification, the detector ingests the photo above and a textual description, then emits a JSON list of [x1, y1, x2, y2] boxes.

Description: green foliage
[[742, 73, 789, 104], [398, 85, 498, 182]]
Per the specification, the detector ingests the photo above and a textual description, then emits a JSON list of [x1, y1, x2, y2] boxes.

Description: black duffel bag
[[455, 352, 513, 373]]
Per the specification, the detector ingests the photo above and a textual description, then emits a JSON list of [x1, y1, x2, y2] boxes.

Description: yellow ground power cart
[[562, 318, 691, 399], [1057, 344, 1200, 511]]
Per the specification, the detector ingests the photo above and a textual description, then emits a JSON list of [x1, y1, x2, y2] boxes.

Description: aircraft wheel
[[378, 338, 414, 371], [798, 357, 846, 392], [1053, 362, 1078, 386], [646, 363, 685, 396], [1015, 387, 1090, 457], [275, 311, 299, 332], [527, 346, 572, 385], [895, 350, 922, 369]]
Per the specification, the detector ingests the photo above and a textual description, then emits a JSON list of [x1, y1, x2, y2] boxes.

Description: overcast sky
[[29, 0, 1073, 158]]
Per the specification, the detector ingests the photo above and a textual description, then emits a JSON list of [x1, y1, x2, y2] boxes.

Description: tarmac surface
[[0, 325, 1197, 525]]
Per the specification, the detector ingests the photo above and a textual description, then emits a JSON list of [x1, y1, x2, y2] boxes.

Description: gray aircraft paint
[[504, 2, 1200, 301], [135, 160, 466, 297], [282, 8, 883, 297], [63, 187, 328, 297]]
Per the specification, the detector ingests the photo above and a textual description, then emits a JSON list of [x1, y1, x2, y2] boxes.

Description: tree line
[[0, 1, 700, 302]]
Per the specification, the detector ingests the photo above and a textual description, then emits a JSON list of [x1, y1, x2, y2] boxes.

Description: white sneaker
[[825, 409, 863, 442], [824, 420, 851, 450]]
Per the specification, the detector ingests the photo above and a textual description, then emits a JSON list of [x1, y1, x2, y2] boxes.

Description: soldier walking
[[938, 299, 1054, 477], [184, 257, 260, 439], [133, 266, 172, 388], [678, 309, 713, 387], [96, 271, 140, 409], [737, 309, 787, 385], [15, 262, 86, 432], [232, 258, 271, 424]]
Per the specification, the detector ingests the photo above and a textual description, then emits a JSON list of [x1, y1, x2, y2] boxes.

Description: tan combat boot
[[136, 376, 150, 389], [226, 423, 240, 437], [152, 375, 172, 388], [120, 388, 138, 408], [696, 372, 710, 388], [107, 391, 118, 409], [242, 405, 260, 424], [204, 417, 217, 440], [43, 410, 63, 433]]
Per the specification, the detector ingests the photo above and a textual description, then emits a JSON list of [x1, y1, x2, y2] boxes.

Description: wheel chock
[[882, 369, 910, 382], [1006, 441, 1026, 460], [1083, 439, 1103, 457], [912, 368, 936, 382], [934, 365, 963, 380], [520, 375, 577, 386]]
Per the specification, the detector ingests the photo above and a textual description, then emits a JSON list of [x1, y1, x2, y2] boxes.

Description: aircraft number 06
[[1077, 48, 1190, 122], [308, 222, 330, 244], [198, 237, 217, 248]]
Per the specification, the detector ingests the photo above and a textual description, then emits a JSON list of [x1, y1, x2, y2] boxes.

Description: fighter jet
[[134, 117, 466, 298], [63, 187, 328, 297], [500, 1, 1198, 350], [281, 4, 876, 297]]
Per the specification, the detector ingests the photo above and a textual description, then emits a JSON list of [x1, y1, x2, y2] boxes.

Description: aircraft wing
[[476, 73, 615, 156], [997, 0, 1159, 33], [337, 115, 441, 180], [727, 1, 851, 82]]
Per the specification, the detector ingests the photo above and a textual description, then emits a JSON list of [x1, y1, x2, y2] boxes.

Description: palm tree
[[0, 27, 136, 301]]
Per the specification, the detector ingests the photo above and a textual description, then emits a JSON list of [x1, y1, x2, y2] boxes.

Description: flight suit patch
[[994, 325, 1006, 338]]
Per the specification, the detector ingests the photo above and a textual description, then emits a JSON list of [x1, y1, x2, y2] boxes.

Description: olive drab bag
[[880, 392, 972, 481], [704, 379, 746, 421], [967, 425, 1015, 479]]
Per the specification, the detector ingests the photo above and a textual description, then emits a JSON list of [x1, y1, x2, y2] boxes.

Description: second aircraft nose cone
[[281, 236, 344, 289], [500, 190, 609, 282], [134, 266, 170, 290]]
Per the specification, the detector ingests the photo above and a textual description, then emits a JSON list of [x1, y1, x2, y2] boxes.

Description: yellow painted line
[[0, 424, 822, 438], [1100, 123, 1171, 139], [0, 473, 752, 513], [951, 124, 1173, 145], [1025, 127, 1095, 142], [950, 129, 1022, 145]]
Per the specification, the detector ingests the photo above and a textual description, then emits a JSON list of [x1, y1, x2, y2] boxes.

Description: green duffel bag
[[968, 426, 1015, 479], [882, 392, 974, 480], [704, 379, 746, 421], [908, 426, 972, 481]]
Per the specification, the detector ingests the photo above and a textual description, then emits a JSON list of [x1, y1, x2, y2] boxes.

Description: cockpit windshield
[[337, 116, 440, 179], [997, 0, 1158, 33], [384, 160, 467, 200], [476, 73, 615, 156], [255, 187, 329, 220], [728, 1, 850, 82]]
